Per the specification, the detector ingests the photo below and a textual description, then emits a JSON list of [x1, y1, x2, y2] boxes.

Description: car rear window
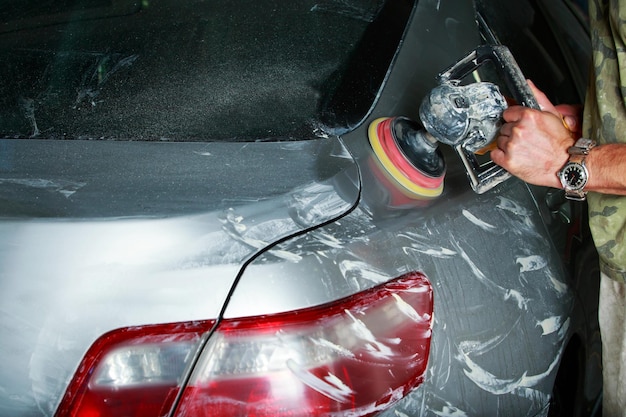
[[0, 0, 413, 141]]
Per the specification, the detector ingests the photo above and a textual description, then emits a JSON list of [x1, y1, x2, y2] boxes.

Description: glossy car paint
[[0, 138, 359, 415], [0, 0, 600, 416]]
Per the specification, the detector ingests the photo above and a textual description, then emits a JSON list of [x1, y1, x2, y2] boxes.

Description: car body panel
[[0, 138, 358, 415], [232, 156, 573, 417]]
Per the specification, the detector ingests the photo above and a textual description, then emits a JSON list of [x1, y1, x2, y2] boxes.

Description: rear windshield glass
[[0, 0, 410, 141]]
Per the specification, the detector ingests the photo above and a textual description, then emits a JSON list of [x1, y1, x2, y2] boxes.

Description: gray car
[[0, 0, 601, 416]]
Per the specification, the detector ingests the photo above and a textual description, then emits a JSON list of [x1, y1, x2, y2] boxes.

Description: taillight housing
[[57, 272, 433, 417], [55, 321, 214, 417]]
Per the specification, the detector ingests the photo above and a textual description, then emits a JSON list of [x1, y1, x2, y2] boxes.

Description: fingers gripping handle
[[432, 45, 538, 194]]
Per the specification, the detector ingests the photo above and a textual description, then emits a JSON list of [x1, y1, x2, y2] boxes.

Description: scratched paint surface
[[230, 177, 572, 416]]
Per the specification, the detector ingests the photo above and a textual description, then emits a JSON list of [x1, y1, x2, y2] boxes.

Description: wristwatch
[[557, 138, 596, 201]]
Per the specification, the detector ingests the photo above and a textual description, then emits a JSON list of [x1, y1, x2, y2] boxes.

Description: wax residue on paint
[[461, 209, 496, 231]]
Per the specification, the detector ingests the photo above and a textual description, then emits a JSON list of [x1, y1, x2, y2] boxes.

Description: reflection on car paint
[[0, 178, 87, 198]]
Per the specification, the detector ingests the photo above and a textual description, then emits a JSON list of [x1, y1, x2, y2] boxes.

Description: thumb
[[562, 115, 577, 132]]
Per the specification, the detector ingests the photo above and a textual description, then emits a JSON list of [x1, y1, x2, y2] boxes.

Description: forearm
[[585, 143, 626, 195]]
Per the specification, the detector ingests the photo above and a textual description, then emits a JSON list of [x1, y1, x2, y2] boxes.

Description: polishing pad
[[368, 117, 445, 198]]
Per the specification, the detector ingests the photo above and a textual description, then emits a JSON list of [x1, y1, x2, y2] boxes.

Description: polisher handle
[[436, 45, 539, 194], [438, 45, 539, 111]]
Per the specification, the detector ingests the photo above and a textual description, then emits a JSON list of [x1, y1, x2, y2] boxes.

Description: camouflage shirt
[[584, 0, 626, 282]]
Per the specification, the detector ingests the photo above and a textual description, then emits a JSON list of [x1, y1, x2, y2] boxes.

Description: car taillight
[[55, 321, 214, 417], [57, 272, 432, 417], [174, 272, 433, 417]]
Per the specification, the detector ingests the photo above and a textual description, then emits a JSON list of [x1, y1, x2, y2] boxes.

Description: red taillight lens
[[55, 321, 215, 417], [57, 272, 433, 417], [174, 272, 433, 417]]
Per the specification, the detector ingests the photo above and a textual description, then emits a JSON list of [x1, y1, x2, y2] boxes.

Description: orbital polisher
[[369, 45, 539, 198]]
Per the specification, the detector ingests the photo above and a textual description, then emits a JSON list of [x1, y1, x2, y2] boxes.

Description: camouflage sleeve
[[584, 0, 626, 283], [588, 193, 626, 283]]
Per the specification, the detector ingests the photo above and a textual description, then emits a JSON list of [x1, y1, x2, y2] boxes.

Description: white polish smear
[[403, 245, 457, 258], [457, 345, 561, 396], [432, 405, 470, 417], [462, 209, 496, 231], [287, 359, 353, 403], [453, 238, 530, 310], [339, 260, 390, 284], [496, 196, 531, 217], [345, 310, 394, 359], [310, 338, 354, 358], [537, 316, 561, 336], [549, 272, 568, 295], [402, 226, 456, 259], [516, 255, 547, 272]]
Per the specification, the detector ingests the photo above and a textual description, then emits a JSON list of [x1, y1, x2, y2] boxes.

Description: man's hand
[[491, 80, 576, 188]]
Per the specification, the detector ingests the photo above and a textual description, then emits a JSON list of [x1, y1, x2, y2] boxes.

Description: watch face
[[562, 163, 587, 190]]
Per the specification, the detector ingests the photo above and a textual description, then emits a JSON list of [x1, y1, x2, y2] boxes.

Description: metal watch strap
[[567, 138, 595, 155], [560, 138, 596, 201]]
